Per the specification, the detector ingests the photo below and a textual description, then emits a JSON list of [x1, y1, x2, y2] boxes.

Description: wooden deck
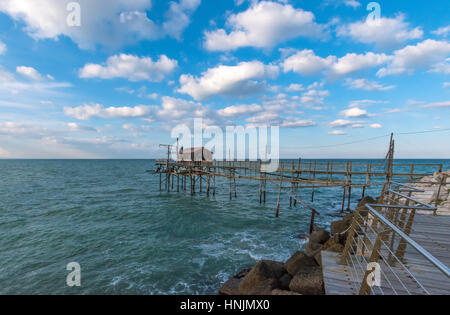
[[322, 213, 450, 295]]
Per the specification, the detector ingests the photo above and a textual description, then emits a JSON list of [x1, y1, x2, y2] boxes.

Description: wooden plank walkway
[[322, 213, 450, 295]]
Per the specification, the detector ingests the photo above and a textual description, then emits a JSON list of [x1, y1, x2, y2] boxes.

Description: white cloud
[[163, 0, 201, 40], [345, 78, 395, 91], [282, 49, 335, 76], [444, 82, 450, 88], [16, 66, 44, 81], [204, 1, 326, 51], [0, 122, 30, 135], [0, 0, 200, 49], [122, 124, 152, 132], [285, 84, 304, 92], [157, 96, 203, 120], [0, 40, 6, 54], [63, 97, 210, 129], [64, 104, 154, 120], [281, 118, 316, 128], [146, 93, 159, 100], [177, 61, 279, 100], [329, 130, 346, 135], [422, 101, 450, 109], [349, 99, 387, 108], [217, 104, 262, 117], [329, 119, 365, 128], [432, 25, 450, 37], [115, 87, 135, 95], [282, 49, 390, 77], [79, 54, 178, 82], [330, 119, 352, 128], [377, 40, 450, 77], [0, 66, 70, 95], [331, 52, 391, 77], [67, 122, 97, 132], [430, 58, 450, 75], [337, 14, 423, 48], [283, 41, 450, 79], [343, 0, 361, 8], [301, 89, 329, 106], [246, 112, 281, 126], [245, 112, 316, 129], [370, 123, 382, 129], [340, 107, 369, 118]]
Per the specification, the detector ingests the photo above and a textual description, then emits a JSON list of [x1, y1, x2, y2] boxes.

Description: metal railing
[[340, 182, 450, 295]]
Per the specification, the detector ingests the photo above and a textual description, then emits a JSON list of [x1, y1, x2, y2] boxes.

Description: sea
[[0, 159, 448, 294]]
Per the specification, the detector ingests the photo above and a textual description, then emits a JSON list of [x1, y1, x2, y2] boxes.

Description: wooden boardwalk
[[322, 213, 450, 295]]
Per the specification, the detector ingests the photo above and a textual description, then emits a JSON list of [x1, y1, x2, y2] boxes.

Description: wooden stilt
[[276, 169, 283, 218]]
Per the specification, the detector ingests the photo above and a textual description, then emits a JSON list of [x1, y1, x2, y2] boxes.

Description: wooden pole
[[311, 161, 317, 202], [276, 169, 283, 217], [347, 161, 353, 211], [309, 211, 316, 234]]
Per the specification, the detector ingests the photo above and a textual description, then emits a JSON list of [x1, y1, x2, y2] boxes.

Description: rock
[[238, 260, 286, 295], [278, 273, 292, 290], [330, 215, 354, 244], [219, 277, 241, 295], [330, 220, 349, 236], [234, 268, 251, 279], [330, 197, 375, 242], [289, 266, 324, 295], [271, 289, 301, 295], [285, 252, 318, 276], [309, 226, 330, 245], [313, 251, 322, 267], [323, 234, 344, 251], [260, 260, 286, 279], [305, 241, 322, 257], [356, 196, 376, 217], [325, 243, 345, 253], [239, 278, 277, 295]]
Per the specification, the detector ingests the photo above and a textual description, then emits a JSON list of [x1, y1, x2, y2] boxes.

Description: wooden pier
[[322, 212, 450, 295], [153, 158, 442, 217], [151, 135, 450, 294]]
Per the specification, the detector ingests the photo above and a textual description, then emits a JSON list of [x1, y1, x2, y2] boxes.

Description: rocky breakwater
[[410, 171, 450, 216], [219, 196, 376, 295]]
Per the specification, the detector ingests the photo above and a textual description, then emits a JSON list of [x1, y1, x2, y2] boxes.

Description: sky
[[0, 0, 449, 159]]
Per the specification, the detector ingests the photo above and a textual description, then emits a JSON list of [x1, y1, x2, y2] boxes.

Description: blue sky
[[0, 0, 449, 159]]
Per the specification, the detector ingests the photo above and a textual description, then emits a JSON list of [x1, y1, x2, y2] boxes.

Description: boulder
[[313, 251, 322, 267], [305, 241, 322, 257], [271, 289, 301, 295], [309, 226, 330, 245], [324, 243, 344, 253], [322, 234, 345, 252], [278, 273, 292, 290], [330, 213, 354, 236], [330, 220, 348, 236], [356, 196, 376, 217], [234, 268, 251, 279], [289, 266, 324, 295], [238, 260, 286, 295], [219, 277, 241, 295], [284, 251, 318, 276]]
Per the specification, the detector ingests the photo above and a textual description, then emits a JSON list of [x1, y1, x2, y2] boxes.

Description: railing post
[[359, 231, 389, 295], [395, 208, 416, 261], [340, 206, 363, 265], [434, 174, 447, 212]]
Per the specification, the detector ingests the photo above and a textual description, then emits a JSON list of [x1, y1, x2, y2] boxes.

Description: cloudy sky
[[0, 0, 449, 159]]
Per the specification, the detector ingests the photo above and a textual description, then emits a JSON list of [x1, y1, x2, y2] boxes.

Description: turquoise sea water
[[0, 159, 448, 294]]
